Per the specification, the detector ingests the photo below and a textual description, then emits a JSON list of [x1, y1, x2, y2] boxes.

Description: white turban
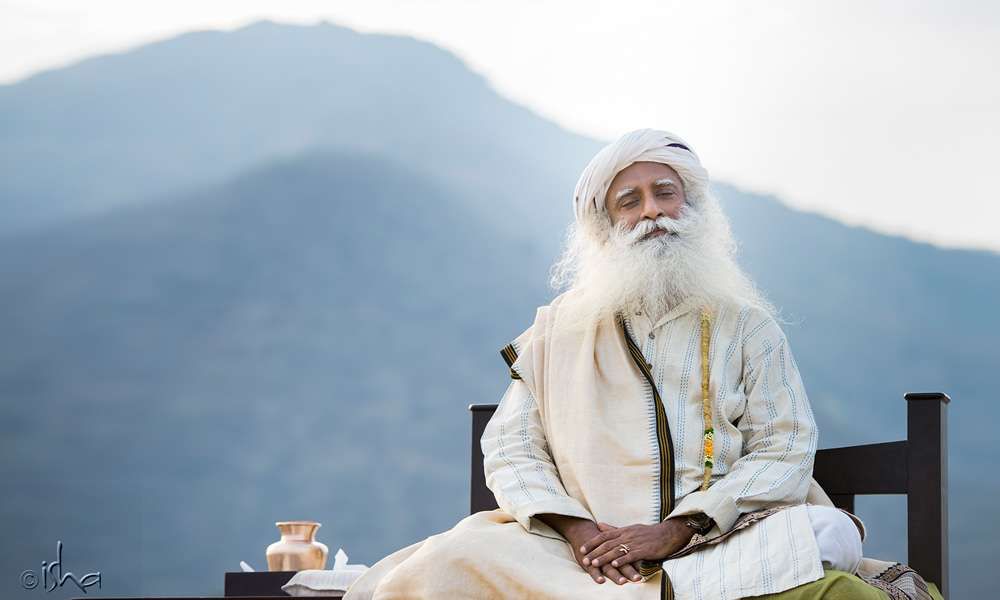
[[572, 128, 710, 224]]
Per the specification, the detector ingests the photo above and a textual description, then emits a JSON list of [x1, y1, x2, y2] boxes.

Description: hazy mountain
[[1, 20, 995, 600], [0, 148, 549, 596], [0, 19, 597, 240]]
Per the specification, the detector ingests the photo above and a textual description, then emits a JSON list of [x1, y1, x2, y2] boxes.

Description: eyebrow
[[614, 186, 637, 203], [614, 177, 678, 205]]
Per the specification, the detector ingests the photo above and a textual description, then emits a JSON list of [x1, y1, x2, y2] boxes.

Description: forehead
[[608, 161, 681, 193]]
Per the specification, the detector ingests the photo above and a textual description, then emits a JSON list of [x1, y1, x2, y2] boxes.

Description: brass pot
[[265, 521, 329, 571]]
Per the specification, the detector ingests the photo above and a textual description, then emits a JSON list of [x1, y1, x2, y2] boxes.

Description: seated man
[[345, 129, 938, 600]]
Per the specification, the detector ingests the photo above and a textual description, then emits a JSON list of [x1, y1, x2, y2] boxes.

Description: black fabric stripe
[[499, 343, 522, 380], [617, 313, 676, 518], [500, 344, 518, 368]]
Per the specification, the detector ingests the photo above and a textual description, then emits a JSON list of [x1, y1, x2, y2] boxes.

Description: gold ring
[[618, 543, 630, 555]]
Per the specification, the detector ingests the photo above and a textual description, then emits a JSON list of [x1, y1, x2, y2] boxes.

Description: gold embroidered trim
[[700, 307, 714, 491]]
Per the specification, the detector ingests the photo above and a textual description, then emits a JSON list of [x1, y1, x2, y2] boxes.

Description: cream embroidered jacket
[[480, 294, 827, 598]]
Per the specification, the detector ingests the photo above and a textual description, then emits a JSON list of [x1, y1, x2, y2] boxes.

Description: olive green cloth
[[748, 568, 944, 600]]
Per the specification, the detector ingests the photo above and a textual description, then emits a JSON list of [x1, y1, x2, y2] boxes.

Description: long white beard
[[549, 190, 777, 332]]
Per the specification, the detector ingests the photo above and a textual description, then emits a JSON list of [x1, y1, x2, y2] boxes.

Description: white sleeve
[[481, 379, 594, 534], [666, 314, 819, 534]]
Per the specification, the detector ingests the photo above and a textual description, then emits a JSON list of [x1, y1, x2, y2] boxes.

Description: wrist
[[563, 519, 598, 542], [662, 516, 698, 541], [537, 513, 594, 541], [688, 512, 715, 535]]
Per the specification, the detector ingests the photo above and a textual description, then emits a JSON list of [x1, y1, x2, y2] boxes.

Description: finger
[[601, 563, 629, 586], [584, 539, 621, 566], [580, 529, 618, 555], [607, 539, 645, 568], [619, 562, 643, 582], [581, 534, 621, 565], [597, 521, 616, 532], [585, 564, 605, 584], [594, 546, 627, 568], [610, 549, 642, 568]]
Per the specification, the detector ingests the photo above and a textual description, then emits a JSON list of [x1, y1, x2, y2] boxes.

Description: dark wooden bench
[[469, 391, 949, 598]]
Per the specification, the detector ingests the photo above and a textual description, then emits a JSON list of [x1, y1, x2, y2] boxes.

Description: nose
[[639, 193, 664, 221]]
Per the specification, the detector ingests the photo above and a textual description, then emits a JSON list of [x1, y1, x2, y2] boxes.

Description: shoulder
[[541, 288, 583, 316], [501, 288, 586, 375], [501, 291, 571, 368], [510, 289, 582, 346], [735, 302, 789, 359]]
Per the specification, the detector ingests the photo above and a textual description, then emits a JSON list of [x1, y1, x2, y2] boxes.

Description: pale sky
[[3, 0, 998, 252]]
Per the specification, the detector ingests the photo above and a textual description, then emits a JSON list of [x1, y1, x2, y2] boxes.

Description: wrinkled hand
[[580, 518, 695, 571], [563, 521, 644, 585]]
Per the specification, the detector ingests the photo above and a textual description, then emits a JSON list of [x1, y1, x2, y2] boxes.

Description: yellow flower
[[704, 439, 714, 456]]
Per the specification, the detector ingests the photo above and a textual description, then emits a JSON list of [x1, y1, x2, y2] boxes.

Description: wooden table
[[224, 570, 345, 597]]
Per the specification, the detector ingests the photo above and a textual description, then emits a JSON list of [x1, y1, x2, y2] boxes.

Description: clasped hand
[[567, 518, 695, 585]]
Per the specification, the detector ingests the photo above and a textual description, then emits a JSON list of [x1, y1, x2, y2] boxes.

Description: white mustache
[[615, 208, 700, 246]]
